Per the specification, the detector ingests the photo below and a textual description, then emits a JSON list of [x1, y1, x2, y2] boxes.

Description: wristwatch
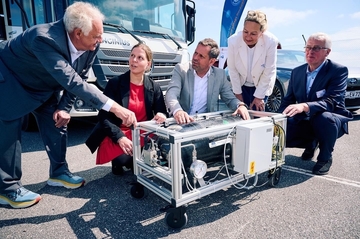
[[237, 102, 248, 109]]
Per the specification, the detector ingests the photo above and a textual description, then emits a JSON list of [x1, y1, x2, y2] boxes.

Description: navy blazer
[[0, 20, 108, 121], [85, 71, 168, 153], [279, 59, 353, 130]]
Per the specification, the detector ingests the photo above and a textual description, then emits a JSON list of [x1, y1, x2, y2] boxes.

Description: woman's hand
[[250, 97, 265, 111], [118, 137, 133, 156]]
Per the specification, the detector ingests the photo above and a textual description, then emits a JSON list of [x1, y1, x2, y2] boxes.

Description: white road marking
[[282, 165, 360, 188]]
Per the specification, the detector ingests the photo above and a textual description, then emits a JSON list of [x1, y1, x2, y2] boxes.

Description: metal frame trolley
[[130, 110, 287, 229]]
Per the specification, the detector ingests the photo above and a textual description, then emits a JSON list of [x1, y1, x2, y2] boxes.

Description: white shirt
[[244, 46, 255, 87], [67, 33, 85, 63], [189, 69, 210, 115], [306, 60, 326, 97], [67, 33, 113, 111]]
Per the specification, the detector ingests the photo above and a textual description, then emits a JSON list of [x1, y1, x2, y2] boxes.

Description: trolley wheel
[[269, 167, 282, 187], [165, 207, 188, 229], [130, 183, 147, 199]]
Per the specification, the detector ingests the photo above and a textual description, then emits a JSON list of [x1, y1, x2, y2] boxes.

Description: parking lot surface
[[0, 112, 359, 239]]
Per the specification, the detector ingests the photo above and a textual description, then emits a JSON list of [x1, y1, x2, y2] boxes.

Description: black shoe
[[111, 161, 124, 176], [312, 158, 332, 175], [124, 161, 134, 174], [301, 144, 319, 161]]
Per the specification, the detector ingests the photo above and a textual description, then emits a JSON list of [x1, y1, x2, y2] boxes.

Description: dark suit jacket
[[279, 59, 353, 131], [85, 71, 167, 153], [0, 20, 108, 121]]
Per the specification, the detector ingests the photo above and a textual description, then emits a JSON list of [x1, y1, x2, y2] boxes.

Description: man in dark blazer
[[0, 2, 136, 209], [279, 32, 353, 175], [165, 38, 250, 124]]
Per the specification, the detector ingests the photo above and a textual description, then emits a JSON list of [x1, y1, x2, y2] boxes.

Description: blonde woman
[[86, 43, 167, 175], [227, 10, 278, 111]]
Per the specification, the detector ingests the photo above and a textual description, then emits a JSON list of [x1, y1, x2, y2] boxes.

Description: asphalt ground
[[0, 112, 359, 239]]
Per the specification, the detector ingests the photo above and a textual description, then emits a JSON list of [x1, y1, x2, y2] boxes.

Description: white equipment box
[[233, 121, 274, 175], [130, 110, 287, 229]]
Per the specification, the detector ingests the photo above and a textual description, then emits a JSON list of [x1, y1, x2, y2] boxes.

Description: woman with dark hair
[[86, 43, 167, 175]]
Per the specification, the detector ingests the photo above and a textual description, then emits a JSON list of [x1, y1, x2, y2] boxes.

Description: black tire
[[130, 183, 147, 199], [266, 81, 284, 113], [269, 167, 282, 187], [165, 209, 188, 229]]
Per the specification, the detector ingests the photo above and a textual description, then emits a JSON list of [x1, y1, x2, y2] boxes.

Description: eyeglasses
[[304, 46, 328, 52]]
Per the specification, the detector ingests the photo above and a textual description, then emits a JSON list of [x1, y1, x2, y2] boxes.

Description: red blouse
[[96, 83, 146, 165]]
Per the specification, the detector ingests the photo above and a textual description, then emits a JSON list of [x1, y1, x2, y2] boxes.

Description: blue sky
[[188, 0, 360, 68]]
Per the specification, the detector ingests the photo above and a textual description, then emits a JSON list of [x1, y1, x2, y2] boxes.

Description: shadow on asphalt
[[0, 166, 277, 237], [12, 115, 317, 236], [0, 160, 311, 237]]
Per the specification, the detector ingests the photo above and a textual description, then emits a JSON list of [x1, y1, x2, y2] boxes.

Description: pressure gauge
[[190, 160, 207, 179]]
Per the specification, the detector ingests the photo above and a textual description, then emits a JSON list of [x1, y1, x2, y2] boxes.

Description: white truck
[[0, 0, 196, 129]]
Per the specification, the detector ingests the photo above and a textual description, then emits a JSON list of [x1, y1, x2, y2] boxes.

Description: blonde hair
[[244, 10, 267, 32], [131, 43, 153, 62], [63, 2, 105, 36]]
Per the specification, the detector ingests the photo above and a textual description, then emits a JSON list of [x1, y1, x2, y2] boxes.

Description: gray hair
[[244, 10, 267, 32], [198, 38, 220, 59], [308, 32, 332, 49], [63, 2, 105, 36]]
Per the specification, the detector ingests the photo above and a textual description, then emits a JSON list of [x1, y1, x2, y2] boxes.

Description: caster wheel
[[130, 183, 147, 199], [165, 209, 188, 229], [269, 167, 282, 187]]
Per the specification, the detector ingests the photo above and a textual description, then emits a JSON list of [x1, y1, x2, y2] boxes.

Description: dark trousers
[[33, 96, 69, 178], [286, 112, 346, 161], [0, 118, 23, 193], [241, 85, 268, 110], [0, 96, 69, 194]]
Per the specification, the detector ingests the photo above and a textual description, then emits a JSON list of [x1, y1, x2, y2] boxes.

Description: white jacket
[[227, 30, 278, 99]]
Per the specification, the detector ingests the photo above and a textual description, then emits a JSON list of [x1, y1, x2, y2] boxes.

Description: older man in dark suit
[[279, 32, 353, 175], [0, 2, 136, 209]]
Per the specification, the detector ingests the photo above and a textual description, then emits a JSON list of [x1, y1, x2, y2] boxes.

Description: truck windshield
[[71, 0, 186, 42]]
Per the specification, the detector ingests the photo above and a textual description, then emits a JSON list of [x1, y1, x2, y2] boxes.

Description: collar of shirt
[[190, 68, 211, 115], [306, 60, 326, 96], [194, 67, 211, 79], [306, 60, 326, 76], [67, 33, 86, 64]]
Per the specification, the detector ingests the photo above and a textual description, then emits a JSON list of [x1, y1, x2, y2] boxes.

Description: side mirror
[[186, 3, 196, 45]]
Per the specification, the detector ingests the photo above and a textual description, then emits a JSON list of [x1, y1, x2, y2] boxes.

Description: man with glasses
[[0, 2, 137, 209], [279, 32, 352, 175]]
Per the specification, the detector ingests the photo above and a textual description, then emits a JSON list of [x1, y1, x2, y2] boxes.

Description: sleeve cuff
[[102, 99, 114, 112], [237, 102, 249, 109]]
